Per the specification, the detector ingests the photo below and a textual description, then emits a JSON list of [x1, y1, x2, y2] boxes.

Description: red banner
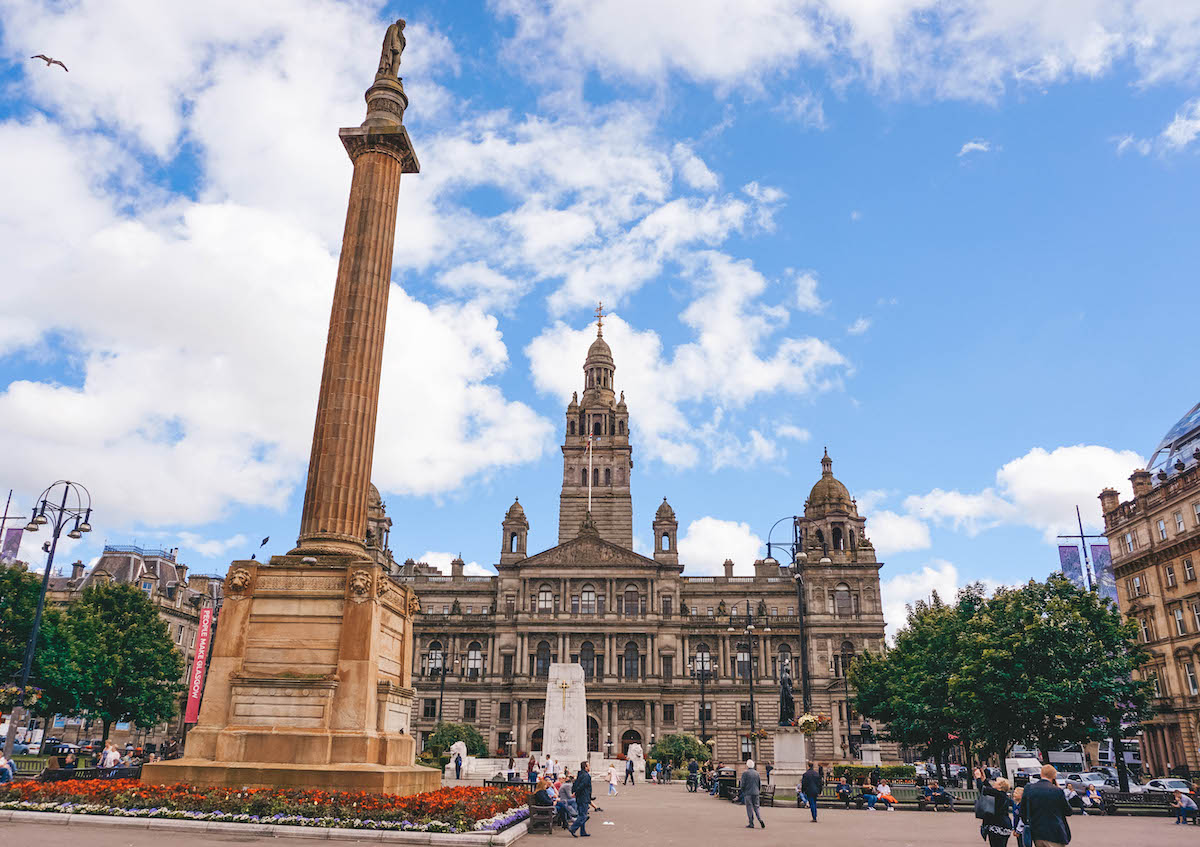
[[184, 607, 213, 724]]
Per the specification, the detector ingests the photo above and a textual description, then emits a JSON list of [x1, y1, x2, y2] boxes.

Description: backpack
[[974, 792, 996, 819]]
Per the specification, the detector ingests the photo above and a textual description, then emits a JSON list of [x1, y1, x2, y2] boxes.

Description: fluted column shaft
[[295, 118, 418, 557]]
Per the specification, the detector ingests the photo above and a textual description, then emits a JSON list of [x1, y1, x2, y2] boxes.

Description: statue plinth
[[541, 664, 587, 769], [365, 75, 409, 127], [767, 727, 809, 787], [142, 556, 439, 794]]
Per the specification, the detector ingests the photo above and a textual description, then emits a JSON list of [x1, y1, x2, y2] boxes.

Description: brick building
[[1101, 402, 1200, 775]]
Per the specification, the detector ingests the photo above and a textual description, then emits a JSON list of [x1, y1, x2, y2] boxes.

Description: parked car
[[1102, 776, 1145, 793], [1064, 772, 1109, 790], [1145, 778, 1193, 794], [79, 739, 105, 755], [1012, 766, 1042, 786], [1, 737, 31, 755], [914, 763, 930, 778], [43, 742, 80, 757]]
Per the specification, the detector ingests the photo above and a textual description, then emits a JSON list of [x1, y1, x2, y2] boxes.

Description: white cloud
[[671, 143, 720, 191], [417, 551, 496, 577], [1114, 133, 1153, 156], [176, 532, 249, 559], [881, 559, 962, 641], [776, 424, 811, 442], [854, 488, 892, 514], [869, 510, 932, 555], [678, 516, 763, 576], [847, 317, 872, 335], [901, 444, 1142, 543], [850, 210, 862, 222], [1161, 98, 1200, 151], [782, 91, 827, 129], [526, 255, 848, 469], [495, 0, 1200, 101], [958, 139, 992, 157], [792, 270, 827, 313]]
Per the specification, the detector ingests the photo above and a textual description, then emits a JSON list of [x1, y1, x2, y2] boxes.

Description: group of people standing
[[977, 764, 1074, 847]]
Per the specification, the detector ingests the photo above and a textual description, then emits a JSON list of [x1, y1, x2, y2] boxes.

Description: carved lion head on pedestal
[[227, 567, 252, 596], [349, 569, 372, 602]]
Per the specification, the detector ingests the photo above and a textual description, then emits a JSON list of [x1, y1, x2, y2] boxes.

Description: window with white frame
[[1124, 532, 1135, 553], [1158, 520, 1167, 541], [1150, 671, 1162, 697], [1167, 565, 1177, 587], [537, 585, 554, 612], [1140, 617, 1152, 643], [1195, 502, 1200, 526], [1133, 575, 1145, 596], [1191, 602, 1200, 632], [1187, 558, 1197, 581], [1175, 607, 1187, 636], [1186, 663, 1199, 696], [1177, 511, 1186, 533]]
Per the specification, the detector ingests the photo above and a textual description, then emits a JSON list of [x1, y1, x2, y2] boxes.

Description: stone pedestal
[[542, 664, 587, 770], [769, 727, 810, 787], [860, 742, 883, 766], [142, 557, 439, 794]]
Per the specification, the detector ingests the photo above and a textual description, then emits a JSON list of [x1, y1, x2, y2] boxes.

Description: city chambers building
[[1102, 402, 1200, 775], [385, 321, 897, 766]]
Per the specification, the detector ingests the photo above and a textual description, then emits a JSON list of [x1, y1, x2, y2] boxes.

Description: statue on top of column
[[778, 662, 796, 725], [377, 18, 407, 79]]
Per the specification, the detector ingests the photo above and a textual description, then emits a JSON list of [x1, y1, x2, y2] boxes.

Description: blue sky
[[1, 0, 1198, 633]]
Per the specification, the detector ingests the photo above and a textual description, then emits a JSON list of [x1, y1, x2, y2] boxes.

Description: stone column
[[293, 76, 418, 558], [517, 699, 526, 753]]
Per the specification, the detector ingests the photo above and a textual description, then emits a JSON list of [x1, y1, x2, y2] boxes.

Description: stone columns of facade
[[293, 75, 418, 558], [517, 699, 526, 753]]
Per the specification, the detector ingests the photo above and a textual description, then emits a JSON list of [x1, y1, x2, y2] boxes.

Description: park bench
[[485, 775, 533, 790], [759, 786, 776, 807], [1099, 791, 1175, 817], [527, 804, 555, 835], [39, 766, 142, 782]]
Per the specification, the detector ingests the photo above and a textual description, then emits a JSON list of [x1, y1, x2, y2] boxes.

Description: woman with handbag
[[977, 777, 1014, 846]]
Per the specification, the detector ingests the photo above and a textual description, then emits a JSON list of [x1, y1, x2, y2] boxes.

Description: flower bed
[[0, 780, 529, 834]]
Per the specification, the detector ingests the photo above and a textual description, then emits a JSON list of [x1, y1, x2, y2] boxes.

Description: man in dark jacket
[[1020, 764, 1071, 847], [801, 761, 823, 822], [569, 761, 593, 838]]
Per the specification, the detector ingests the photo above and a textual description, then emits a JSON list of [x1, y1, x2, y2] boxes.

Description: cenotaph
[[542, 664, 587, 769], [141, 20, 438, 795]]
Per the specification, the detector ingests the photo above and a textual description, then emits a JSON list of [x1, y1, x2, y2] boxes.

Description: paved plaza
[[6, 781, 1200, 846]]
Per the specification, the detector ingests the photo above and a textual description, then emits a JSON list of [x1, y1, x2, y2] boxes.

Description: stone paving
[[5, 781, 1200, 846]]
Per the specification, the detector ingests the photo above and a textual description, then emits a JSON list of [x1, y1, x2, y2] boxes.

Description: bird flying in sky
[[30, 54, 68, 71]]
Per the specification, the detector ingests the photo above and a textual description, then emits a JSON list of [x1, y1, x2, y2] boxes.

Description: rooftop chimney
[[71, 560, 85, 580], [723, 559, 735, 579]]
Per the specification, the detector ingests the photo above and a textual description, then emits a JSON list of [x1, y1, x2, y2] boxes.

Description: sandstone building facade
[[1102, 402, 1200, 776], [396, 323, 897, 766]]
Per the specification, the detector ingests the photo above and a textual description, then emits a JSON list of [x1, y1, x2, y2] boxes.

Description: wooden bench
[[485, 776, 533, 790], [527, 804, 556, 835], [759, 786, 776, 807]]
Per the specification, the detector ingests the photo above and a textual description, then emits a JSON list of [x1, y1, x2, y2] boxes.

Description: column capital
[[339, 126, 420, 172]]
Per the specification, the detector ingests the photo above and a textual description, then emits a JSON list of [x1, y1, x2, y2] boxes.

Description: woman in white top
[[607, 763, 619, 795]]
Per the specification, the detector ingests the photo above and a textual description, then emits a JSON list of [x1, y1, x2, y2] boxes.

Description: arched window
[[624, 586, 640, 618], [833, 527, 844, 551], [604, 468, 612, 485], [618, 421, 625, 434], [569, 421, 576, 435], [581, 585, 597, 614], [581, 641, 596, 679], [593, 420, 602, 436], [661, 533, 671, 551], [538, 585, 554, 612], [509, 532, 519, 553], [834, 583, 852, 618], [623, 641, 640, 679], [849, 530, 855, 549], [536, 640, 552, 677], [467, 641, 483, 679], [581, 468, 588, 486], [816, 529, 825, 548], [836, 639, 855, 677], [695, 643, 712, 675], [428, 641, 443, 677], [593, 467, 600, 486], [777, 645, 792, 679]]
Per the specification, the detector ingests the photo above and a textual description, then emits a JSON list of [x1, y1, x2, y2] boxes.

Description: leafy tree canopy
[[0, 563, 42, 682], [650, 732, 711, 765], [428, 721, 488, 757]]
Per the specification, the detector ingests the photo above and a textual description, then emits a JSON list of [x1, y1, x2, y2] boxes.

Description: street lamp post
[[436, 653, 460, 724], [688, 655, 713, 744], [841, 649, 853, 759], [762, 515, 813, 715], [3, 481, 92, 759], [730, 600, 769, 761]]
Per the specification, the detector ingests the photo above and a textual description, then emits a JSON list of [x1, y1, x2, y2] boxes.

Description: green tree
[[0, 563, 42, 682], [428, 721, 487, 757], [650, 732, 711, 766], [951, 575, 1152, 776], [57, 583, 185, 741], [850, 585, 985, 778]]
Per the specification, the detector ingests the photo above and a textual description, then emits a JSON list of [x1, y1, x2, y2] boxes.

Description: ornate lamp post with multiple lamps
[[729, 599, 769, 761], [2, 480, 92, 758]]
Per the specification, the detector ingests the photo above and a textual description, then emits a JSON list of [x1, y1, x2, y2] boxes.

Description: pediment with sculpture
[[519, 534, 659, 568]]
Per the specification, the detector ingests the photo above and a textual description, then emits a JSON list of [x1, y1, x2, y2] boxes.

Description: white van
[[1005, 756, 1043, 784]]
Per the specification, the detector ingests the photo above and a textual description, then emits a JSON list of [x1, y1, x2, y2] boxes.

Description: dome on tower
[[586, 333, 614, 366], [1147, 401, 1200, 480], [804, 449, 858, 518], [656, 497, 676, 520], [505, 497, 526, 520]]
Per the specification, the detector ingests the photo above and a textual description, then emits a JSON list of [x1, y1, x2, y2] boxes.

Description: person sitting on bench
[[835, 777, 853, 807], [923, 781, 955, 811]]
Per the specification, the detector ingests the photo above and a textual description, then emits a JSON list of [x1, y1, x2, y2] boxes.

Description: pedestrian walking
[[1019, 765, 1072, 847], [624, 756, 635, 785], [607, 762, 619, 795], [978, 776, 1014, 846], [801, 761, 823, 822], [739, 759, 765, 829], [528, 756, 537, 784], [454, 753, 463, 780], [569, 761, 593, 838]]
